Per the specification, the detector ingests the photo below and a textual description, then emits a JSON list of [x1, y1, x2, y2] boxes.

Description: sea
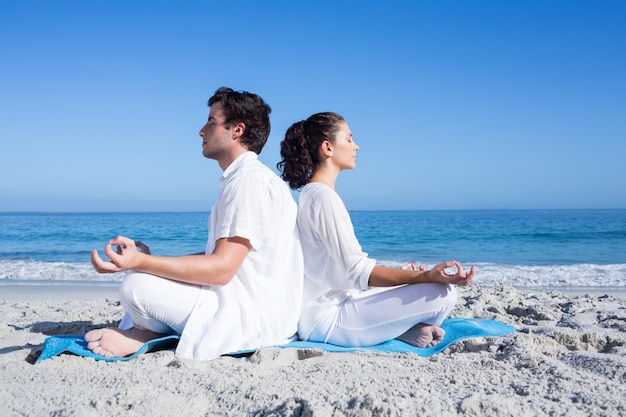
[[1, 210, 625, 290]]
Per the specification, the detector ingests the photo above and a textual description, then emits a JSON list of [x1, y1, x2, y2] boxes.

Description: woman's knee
[[421, 282, 458, 312], [422, 282, 457, 302], [444, 284, 458, 309]]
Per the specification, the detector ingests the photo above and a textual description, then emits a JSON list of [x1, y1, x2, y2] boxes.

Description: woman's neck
[[309, 165, 339, 189]]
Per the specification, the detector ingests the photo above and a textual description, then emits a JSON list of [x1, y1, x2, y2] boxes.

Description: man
[[86, 87, 303, 361]]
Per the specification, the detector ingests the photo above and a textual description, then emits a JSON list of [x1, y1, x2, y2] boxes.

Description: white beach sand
[[1, 284, 625, 416]]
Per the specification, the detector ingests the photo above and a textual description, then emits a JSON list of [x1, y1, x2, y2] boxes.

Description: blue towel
[[35, 318, 515, 363], [35, 334, 180, 363], [275, 318, 515, 356]]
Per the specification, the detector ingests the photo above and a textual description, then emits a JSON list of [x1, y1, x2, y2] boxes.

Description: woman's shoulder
[[301, 182, 340, 202], [302, 181, 330, 193], [300, 183, 348, 217]]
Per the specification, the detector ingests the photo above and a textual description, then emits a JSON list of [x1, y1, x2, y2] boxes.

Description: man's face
[[199, 102, 232, 160]]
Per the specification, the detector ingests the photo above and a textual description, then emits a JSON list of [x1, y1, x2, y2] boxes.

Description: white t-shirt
[[296, 182, 376, 340], [175, 152, 304, 360]]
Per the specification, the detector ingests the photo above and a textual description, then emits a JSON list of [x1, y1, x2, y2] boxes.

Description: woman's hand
[[426, 260, 475, 286]]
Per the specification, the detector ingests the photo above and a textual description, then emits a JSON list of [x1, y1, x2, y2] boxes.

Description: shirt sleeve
[[214, 174, 278, 251]]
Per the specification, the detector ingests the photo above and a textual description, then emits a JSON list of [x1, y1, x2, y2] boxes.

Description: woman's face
[[330, 121, 359, 170]]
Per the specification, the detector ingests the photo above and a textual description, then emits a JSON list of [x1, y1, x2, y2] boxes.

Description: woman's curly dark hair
[[278, 112, 345, 190]]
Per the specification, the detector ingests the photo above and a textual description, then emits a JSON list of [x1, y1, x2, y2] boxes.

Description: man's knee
[[118, 272, 151, 302]]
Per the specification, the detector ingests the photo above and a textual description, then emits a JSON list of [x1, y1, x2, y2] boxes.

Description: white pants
[[309, 283, 458, 346], [117, 272, 205, 335]]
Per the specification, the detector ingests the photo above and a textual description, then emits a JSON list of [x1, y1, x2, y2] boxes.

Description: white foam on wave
[[470, 262, 626, 287], [2, 259, 624, 288], [377, 260, 626, 287], [0, 259, 125, 281]]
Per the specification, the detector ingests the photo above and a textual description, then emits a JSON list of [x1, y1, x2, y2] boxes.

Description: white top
[[175, 152, 304, 360], [296, 182, 376, 340]]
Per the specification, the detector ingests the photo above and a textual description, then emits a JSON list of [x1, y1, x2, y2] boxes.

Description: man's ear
[[232, 122, 246, 140]]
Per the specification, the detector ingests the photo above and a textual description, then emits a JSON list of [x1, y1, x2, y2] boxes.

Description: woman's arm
[[368, 260, 475, 287]]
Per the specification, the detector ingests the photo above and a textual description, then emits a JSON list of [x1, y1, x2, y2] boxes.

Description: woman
[[278, 112, 475, 348]]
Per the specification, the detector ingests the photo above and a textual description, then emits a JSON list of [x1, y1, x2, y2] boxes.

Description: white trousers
[[117, 272, 205, 335], [309, 283, 458, 346]]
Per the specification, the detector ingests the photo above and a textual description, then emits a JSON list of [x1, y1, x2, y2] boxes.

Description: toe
[[87, 340, 100, 350], [85, 329, 103, 342]]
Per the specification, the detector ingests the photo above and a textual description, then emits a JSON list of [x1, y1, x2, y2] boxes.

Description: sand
[[1, 284, 625, 417]]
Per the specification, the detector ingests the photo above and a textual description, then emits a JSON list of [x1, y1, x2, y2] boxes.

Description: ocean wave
[[0, 259, 125, 281], [375, 260, 626, 287], [2, 259, 624, 288]]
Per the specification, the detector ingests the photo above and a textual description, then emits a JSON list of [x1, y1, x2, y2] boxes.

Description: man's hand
[[135, 241, 151, 255], [91, 235, 144, 273], [401, 263, 425, 271]]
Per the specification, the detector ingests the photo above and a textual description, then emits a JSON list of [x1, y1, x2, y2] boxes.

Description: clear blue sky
[[1, 0, 625, 211]]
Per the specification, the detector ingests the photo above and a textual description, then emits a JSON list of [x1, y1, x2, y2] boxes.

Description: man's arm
[[91, 235, 250, 286]]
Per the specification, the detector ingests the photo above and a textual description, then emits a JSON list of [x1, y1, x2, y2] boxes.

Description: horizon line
[[1, 208, 625, 215]]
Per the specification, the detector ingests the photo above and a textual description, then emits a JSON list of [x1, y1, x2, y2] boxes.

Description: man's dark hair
[[208, 87, 272, 154]]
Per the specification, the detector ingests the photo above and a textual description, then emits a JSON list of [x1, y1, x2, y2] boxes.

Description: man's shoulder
[[234, 158, 274, 179], [226, 158, 289, 195]]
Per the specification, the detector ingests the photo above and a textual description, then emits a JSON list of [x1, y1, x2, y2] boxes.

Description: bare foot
[[84, 328, 160, 358], [396, 323, 446, 348]]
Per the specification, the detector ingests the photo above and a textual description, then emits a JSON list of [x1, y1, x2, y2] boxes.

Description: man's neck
[[218, 147, 249, 171]]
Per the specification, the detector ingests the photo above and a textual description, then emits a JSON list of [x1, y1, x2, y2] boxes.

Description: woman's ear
[[320, 140, 333, 157]]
